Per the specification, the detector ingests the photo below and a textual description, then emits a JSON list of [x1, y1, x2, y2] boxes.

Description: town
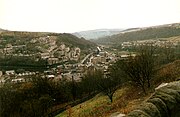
[[0, 35, 119, 85], [0, 35, 179, 86]]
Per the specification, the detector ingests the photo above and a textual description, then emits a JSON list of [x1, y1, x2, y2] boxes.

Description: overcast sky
[[0, 0, 180, 33]]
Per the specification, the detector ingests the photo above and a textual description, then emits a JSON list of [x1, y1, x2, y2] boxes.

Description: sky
[[0, 0, 180, 33]]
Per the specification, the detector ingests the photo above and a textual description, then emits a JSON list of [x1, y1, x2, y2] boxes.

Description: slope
[[0, 31, 96, 50], [55, 33, 97, 49], [95, 23, 180, 45]]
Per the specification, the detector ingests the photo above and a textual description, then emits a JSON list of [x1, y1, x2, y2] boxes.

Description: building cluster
[[0, 70, 37, 84], [0, 35, 83, 84], [0, 36, 81, 65], [121, 37, 180, 49], [39, 42, 81, 65], [0, 45, 119, 85]]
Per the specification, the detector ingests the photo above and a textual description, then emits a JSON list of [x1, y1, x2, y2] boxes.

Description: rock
[[155, 83, 168, 90], [165, 81, 180, 93], [127, 81, 180, 117], [157, 88, 180, 102], [153, 90, 177, 111], [110, 112, 125, 117], [127, 110, 151, 117], [137, 102, 161, 117], [147, 98, 169, 117]]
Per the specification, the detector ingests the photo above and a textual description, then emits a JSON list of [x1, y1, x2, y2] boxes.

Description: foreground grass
[[55, 85, 149, 117]]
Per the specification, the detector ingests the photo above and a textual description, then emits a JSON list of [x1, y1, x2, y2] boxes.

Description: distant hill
[[73, 29, 124, 40], [0, 30, 49, 38], [0, 31, 96, 50], [53, 33, 97, 49], [94, 23, 180, 44], [0, 28, 8, 32]]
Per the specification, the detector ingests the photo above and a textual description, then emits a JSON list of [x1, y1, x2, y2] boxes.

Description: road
[[81, 53, 93, 64]]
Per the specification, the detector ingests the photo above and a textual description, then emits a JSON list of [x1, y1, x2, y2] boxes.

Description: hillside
[[95, 23, 180, 44], [73, 29, 124, 40], [55, 33, 97, 49], [0, 28, 4, 32], [0, 28, 7, 33], [0, 31, 96, 50], [55, 60, 180, 117]]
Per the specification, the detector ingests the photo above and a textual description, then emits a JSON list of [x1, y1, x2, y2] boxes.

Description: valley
[[0, 23, 180, 117]]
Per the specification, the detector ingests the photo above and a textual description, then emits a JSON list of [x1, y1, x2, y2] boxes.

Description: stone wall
[[126, 81, 180, 117]]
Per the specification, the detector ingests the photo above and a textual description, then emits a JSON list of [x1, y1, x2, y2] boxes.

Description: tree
[[160, 44, 176, 64], [71, 76, 78, 101], [98, 68, 123, 103], [98, 77, 119, 103], [118, 45, 155, 94], [81, 69, 100, 95], [81, 66, 124, 103], [0, 84, 23, 117]]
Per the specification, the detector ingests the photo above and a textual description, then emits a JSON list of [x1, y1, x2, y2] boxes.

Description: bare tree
[[98, 65, 123, 102], [82, 68, 122, 103], [119, 45, 155, 94], [97, 76, 120, 103]]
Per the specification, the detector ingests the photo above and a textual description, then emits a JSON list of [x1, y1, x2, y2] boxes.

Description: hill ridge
[[95, 23, 180, 44]]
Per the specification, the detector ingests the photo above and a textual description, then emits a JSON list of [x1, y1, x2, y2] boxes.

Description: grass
[[55, 85, 148, 117], [56, 93, 111, 117]]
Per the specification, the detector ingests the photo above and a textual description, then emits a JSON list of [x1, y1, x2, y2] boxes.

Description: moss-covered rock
[[127, 110, 151, 117], [165, 82, 180, 93], [136, 102, 161, 117], [147, 98, 169, 117], [127, 81, 180, 117], [153, 91, 177, 111], [157, 88, 180, 102]]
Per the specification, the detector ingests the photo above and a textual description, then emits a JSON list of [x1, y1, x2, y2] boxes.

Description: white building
[[6, 70, 15, 75]]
